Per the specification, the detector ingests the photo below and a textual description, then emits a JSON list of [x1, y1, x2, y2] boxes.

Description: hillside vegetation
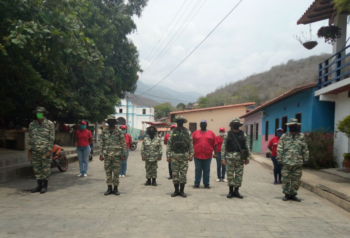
[[198, 54, 331, 108]]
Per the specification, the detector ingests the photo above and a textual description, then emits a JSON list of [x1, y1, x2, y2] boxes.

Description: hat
[[173, 116, 188, 123], [146, 126, 158, 134], [80, 121, 87, 125], [200, 119, 207, 124], [286, 118, 301, 126], [219, 127, 225, 131], [276, 128, 283, 132], [121, 125, 127, 129], [105, 114, 117, 121], [229, 118, 243, 126], [33, 106, 48, 113], [170, 125, 176, 129]]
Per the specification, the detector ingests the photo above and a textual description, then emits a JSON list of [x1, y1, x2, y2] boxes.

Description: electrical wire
[[138, 0, 244, 96], [135, 90, 194, 103]]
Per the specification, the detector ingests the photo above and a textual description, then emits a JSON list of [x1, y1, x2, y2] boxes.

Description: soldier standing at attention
[[166, 116, 194, 198], [221, 118, 250, 199], [164, 124, 176, 180], [28, 106, 55, 194], [141, 126, 163, 186], [277, 118, 309, 202], [99, 115, 127, 196]]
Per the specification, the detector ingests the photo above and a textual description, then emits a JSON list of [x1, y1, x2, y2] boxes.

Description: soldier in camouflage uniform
[[277, 118, 309, 202], [221, 118, 250, 199], [28, 106, 55, 194], [166, 116, 194, 198], [141, 126, 163, 186], [99, 115, 127, 196]]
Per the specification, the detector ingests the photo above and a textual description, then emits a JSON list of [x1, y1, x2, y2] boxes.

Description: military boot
[[145, 179, 151, 186], [233, 187, 243, 199], [227, 186, 234, 198], [40, 180, 48, 194], [171, 184, 180, 197], [31, 180, 42, 193], [282, 194, 290, 201], [152, 178, 157, 186], [289, 195, 301, 202], [113, 186, 120, 195], [104, 185, 113, 195], [179, 184, 187, 198]]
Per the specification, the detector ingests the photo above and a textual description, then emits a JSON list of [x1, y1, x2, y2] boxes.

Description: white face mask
[[219, 132, 225, 136]]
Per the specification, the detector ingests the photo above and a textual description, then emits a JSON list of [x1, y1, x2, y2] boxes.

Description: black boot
[[171, 184, 180, 197], [104, 185, 113, 195], [179, 184, 187, 198], [31, 180, 42, 193], [282, 194, 290, 201], [40, 180, 48, 194], [113, 186, 120, 195], [289, 195, 301, 202], [227, 186, 234, 198], [152, 178, 157, 186], [233, 187, 243, 199], [145, 178, 151, 186], [168, 176, 173, 180]]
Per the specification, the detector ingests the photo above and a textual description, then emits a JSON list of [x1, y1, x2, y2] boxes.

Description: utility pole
[[126, 91, 128, 133]]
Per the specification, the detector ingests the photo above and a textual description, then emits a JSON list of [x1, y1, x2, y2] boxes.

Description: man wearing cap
[[100, 115, 127, 196], [28, 106, 55, 194], [166, 116, 194, 197], [120, 125, 132, 178], [214, 127, 227, 182], [221, 118, 250, 199], [192, 119, 216, 189], [164, 124, 176, 179], [141, 126, 163, 186], [268, 128, 284, 184], [277, 118, 309, 202]]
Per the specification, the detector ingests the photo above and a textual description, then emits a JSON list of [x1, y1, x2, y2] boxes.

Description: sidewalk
[[251, 152, 350, 212]]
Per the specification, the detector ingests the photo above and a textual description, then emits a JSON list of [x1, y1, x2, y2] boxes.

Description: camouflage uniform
[[141, 135, 163, 179], [277, 128, 309, 196], [100, 126, 127, 186]]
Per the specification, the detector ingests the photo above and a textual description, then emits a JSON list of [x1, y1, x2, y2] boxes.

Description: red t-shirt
[[124, 133, 132, 149], [164, 133, 170, 143], [75, 129, 92, 147], [215, 136, 224, 152], [268, 136, 280, 157], [192, 130, 216, 159]]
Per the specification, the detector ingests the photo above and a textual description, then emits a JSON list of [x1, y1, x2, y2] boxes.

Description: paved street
[[1, 146, 350, 238]]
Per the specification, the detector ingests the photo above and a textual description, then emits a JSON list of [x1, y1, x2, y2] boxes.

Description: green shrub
[[337, 115, 350, 139]]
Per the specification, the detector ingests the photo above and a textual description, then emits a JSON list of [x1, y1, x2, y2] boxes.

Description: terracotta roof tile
[[170, 102, 255, 115]]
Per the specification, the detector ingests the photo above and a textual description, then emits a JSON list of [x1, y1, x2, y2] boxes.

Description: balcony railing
[[318, 45, 350, 89]]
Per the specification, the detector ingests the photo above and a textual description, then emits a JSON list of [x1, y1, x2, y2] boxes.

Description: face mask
[[122, 130, 126, 133], [149, 131, 155, 136], [36, 113, 44, 119], [80, 125, 86, 129], [232, 124, 240, 130], [289, 126, 298, 132], [200, 124, 207, 130], [219, 132, 225, 136], [177, 121, 184, 127], [107, 121, 116, 127], [277, 132, 283, 137]]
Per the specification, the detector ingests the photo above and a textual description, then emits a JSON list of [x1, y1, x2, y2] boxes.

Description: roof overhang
[[298, 0, 336, 25], [170, 102, 255, 115], [315, 77, 350, 96], [143, 122, 169, 127]]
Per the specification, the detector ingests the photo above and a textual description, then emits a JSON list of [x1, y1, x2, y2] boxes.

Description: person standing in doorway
[[28, 106, 55, 194], [120, 125, 132, 178], [214, 127, 227, 182], [268, 128, 284, 184], [164, 124, 176, 180], [192, 120, 216, 189], [75, 121, 93, 177]]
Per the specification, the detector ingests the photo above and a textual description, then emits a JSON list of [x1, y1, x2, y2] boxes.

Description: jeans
[[271, 156, 282, 182], [120, 149, 129, 175], [216, 152, 226, 179], [77, 146, 91, 174], [194, 157, 212, 186], [168, 161, 172, 177]]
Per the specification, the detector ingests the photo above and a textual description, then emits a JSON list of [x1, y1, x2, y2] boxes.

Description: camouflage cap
[[33, 106, 48, 113], [104, 114, 117, 121], [286, 118, 301, 126], [146, 126, 158, 134], [230, 118, 243, 126], [173, 116, 188, 123]]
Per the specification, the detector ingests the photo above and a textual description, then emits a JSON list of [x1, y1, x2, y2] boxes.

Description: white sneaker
[[84, 174, 87, 177], [121, 175, 125, 178], [119, 175, 121, 178], [215, 179, 221, 182], [223, 179, 228, 182], [77, 174, 83, 177]]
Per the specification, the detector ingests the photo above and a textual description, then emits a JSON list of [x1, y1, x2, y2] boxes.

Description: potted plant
[[317, 25, 342, 44], [337, 115, 350, 170], [295, 27, 318, 50], [343, 153, 350, 170]]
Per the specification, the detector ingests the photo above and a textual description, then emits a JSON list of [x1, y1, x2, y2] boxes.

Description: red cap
[[80, 121, 87, 125], [219, 127, 225, 131], [170, 125, 176, 128], [121, 125, 127, 129]]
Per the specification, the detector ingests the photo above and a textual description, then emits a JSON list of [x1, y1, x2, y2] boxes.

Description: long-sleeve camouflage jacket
[[141, 136, 163, 162], [100, 127, 127, 157], [166, 128, 194, 158], [28, 118, 55, 152], [277, 132, 309, 166], [221, 131, 251, 162]]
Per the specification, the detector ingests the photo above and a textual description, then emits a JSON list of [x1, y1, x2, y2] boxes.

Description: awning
[[298, 0, 336, 25], [144, 122, 169, 127]]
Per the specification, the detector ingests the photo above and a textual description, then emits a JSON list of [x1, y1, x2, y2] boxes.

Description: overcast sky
[[129, 0, 344, 96]]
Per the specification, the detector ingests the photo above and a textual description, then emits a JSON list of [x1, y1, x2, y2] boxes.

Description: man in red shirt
[[164, 125, 176, 180], [120, 125, 132, 177], [268, 128, 283, 184], [192, 120, 216, 189], [214, 127, 227, 182]]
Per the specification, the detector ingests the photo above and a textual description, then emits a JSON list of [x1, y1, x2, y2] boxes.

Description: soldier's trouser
[[171, 156, 189, 184], [226, 153, 244, 187], [282, 165, 302, 196], [32, 151, 51, 180], [145, 161, 158, 178], [104, 156, 121, 186]]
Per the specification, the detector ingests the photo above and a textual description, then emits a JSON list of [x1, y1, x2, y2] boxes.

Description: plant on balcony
[[317, 25, 342, 44], [333, 0, 350, 15], [294, 27, 318, 50], [337, 115, 350, 169]]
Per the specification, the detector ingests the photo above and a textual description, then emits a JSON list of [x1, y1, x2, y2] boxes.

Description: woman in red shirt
[[214, 127, 227, 182], [120, 125, 132, 177], [268, 128, 283, 184], [75, 121, 93, 177]]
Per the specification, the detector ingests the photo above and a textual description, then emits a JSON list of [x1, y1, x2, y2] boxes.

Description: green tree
[[176, 103, 186, 111], [333, 0, 350, 15], [154, 103, 174, 119], [197, 97, 209, 108]]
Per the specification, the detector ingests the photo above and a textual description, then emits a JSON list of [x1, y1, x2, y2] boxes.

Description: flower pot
[[302, 41, 318, 50], [342, 154, 350, 170]]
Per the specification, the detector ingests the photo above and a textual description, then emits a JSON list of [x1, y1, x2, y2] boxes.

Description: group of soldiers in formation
[[28, 106, 309, 202]]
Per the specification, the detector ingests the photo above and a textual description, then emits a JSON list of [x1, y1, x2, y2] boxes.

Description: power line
[[135, 90, 193, 103], [138, 0, 244, 96]]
